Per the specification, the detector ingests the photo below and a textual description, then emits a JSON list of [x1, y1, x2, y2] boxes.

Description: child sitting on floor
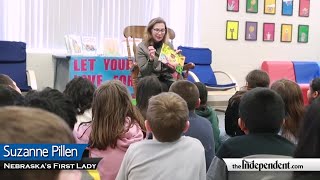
[[116, 92, 206, 180]]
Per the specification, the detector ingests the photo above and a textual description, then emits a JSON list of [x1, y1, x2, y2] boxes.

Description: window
[[0, 0, 200, 52]]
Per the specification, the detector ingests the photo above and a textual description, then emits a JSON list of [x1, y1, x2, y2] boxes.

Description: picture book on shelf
[[158, 43, 185, 74], [82, 36, 97, 55], [104, 38, 120, 56], [68, 35, 82, 55], [64, 35, 71, 54]]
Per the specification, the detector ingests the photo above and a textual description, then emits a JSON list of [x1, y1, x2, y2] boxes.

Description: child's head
[[0, 106, 74, 180], [0, 74, 21, 93], [136, 76, 163, 118], [194, 82, 208, 106], [24, 87, 77, 130], [169, 80, 200, 111], [146, 92, 189, 142], [90, 80, 145, 149], [270, 79, 304, 137], [245, 69, 270, 90], [0, 106, 74, 142], [63, 77, 96, 115], [239, 87, 285, 134], [271, 79, 304, 109], [307, 78, 320, 104], [0, 85, 24, 106]]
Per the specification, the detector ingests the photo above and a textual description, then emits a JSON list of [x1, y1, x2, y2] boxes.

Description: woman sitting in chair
[[136, 17, 193, 91]]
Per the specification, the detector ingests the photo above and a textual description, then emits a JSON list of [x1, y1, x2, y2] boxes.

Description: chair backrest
[[292, 61, 320, 84], [261, 61, 296, 84], [123, 25, 175, 63], [178, 46, 212, 65], [0, 41, 30, 91], [178, 46, 217, 85]]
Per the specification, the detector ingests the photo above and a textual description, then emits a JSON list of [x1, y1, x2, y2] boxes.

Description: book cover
[[64, 35, 71, 54], [103, 38, 120, 56], [69, 35, 82, 55], [82, 36, 97, 55], [158, 43, 185, 74]]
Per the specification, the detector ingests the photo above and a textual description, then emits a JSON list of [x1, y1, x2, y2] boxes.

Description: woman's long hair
[[271, 79, 305, 140], [89, 80, 145, 150], [143, 17, 169, 46]]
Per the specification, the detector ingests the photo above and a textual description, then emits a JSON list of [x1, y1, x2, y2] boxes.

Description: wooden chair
[[124, 25, 190, 97]]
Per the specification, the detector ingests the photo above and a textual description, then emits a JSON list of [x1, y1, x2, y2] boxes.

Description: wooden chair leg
[[132, 77, 138, 98], [131, 63, 140, 98]]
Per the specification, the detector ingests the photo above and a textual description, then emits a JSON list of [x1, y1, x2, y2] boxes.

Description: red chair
[[261, 61, 309, 105], [261, 61, 295, 84]]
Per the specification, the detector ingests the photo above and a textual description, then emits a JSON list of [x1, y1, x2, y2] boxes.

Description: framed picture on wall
[[299, 0, 310, 17], [245, 21, 258, 41], [227, 0, 239, 12], [281, 24, 293, 42], [282, 0, 293, 16], [226, 20, 239, 40], [263, 23, 275, 42], [298, 25, 309, 43], [264, 0, 276, 14], [246, 0, 258, 13]]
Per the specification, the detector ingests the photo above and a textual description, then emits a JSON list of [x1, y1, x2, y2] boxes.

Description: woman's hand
[[175, 49, 182, 54], [148, 46, 156, 61]]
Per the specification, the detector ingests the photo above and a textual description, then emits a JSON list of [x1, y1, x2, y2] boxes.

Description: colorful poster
[[227, 0, 239, 12], [246, 0, 258, 13], [245, 22, 258, 41], [69, 56, 133, 95], [282, 0, 293, 16], [263, 23, 275, 42], [299, 0, 310, 17], [264, 0, 276, 14], [281, 24, 293, 42], [298, 25, 309, 43], [226, 21, 239, 40]]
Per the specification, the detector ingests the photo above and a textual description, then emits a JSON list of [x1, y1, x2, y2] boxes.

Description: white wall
[[200, 0, 320, 87], [27, 52, 55, 90]]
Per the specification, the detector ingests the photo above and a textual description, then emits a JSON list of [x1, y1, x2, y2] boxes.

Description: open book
[[158, 43, 185, 74]]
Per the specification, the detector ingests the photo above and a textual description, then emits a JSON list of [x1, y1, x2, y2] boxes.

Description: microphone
[[149, 42, 159, 57]]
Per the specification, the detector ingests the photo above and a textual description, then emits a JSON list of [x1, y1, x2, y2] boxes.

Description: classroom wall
[[27, 52, 55, 90], [200, 0, 320, 87]]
